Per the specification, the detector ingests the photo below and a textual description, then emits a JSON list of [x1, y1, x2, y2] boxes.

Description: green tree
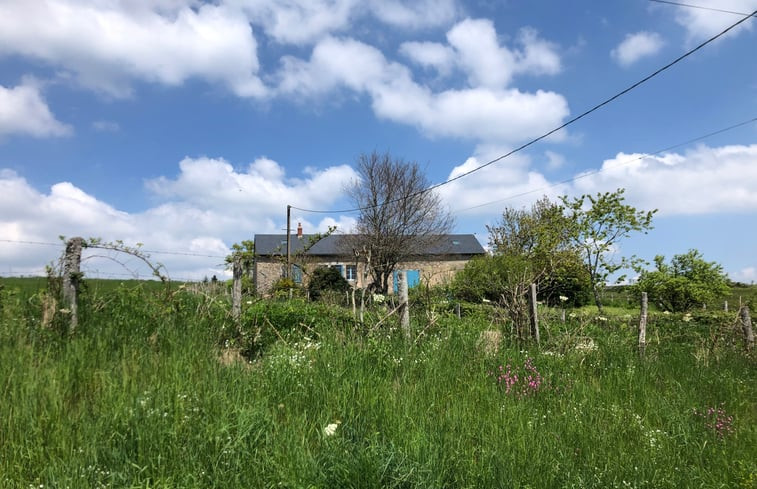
[[633, 249, 730, 312], [226, 239, 255, 294], [561, 188, 656, 312], [487, 196, 591, 308]]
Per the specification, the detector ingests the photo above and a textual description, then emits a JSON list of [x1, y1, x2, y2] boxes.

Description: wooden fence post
[[639, 292, 648, 356], [63, 237, 83, 334], [740, 305, 754, 352], [398, 270, 410, 340], [529, 283, 540, 345], [231, 255, 242, 327]]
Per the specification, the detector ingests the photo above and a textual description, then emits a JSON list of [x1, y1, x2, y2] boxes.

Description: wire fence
[[0, 239, 229, 283]]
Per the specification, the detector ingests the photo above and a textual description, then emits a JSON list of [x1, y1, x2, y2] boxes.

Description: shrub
[[308, 267, 349, 301], [633, 249, 730, 312]]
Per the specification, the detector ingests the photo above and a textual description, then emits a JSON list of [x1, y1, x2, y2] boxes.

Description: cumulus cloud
[[671, 0, 757, 43], [368, 0, 458, 29], [446, 20, 561, 88], [0, 80, 72, 139], [278, 28, 568, 143], [232, 0, 458, 45], [437, 145, 568, 217], [570, 144, 757, 215], [611, 31, 664, 67], [0, 157, 358, 279], [399, 41, 456, 75], [0, 0, 265, 98]]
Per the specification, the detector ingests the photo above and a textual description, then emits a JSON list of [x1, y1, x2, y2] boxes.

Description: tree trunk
[[592, 285, 604, 313]]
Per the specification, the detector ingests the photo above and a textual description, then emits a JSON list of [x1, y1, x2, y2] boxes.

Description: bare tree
[[346, 151, 454, 294]]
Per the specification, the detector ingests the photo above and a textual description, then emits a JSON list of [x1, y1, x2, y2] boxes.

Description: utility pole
[[286, 205, 291, 279]]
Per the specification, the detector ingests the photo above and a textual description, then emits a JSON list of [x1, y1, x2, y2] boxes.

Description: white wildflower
[[559, 295, 569, 302], [323, 421, 341, 436]]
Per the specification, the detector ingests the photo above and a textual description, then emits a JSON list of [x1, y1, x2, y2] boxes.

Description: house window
[[345, 264, 357, 281]]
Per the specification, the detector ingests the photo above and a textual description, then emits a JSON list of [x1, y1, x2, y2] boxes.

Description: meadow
[[0, 279, 755, 488]]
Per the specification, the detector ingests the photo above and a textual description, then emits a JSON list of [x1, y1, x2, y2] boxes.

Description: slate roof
[[254, 234, 485, 257]]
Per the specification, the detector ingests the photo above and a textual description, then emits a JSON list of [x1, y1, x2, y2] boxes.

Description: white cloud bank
[[0, 80, 72, 138], [571, 144, 757, 215], [0, 158, 357, 279], [611, 31, 664, 67]]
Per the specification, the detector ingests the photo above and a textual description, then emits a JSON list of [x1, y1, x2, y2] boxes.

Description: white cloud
[[446, 20, 561, 89], [0, 157, 358, 279], [437, 144, 568, 217], [232, 0, 458, 45], [0, 0, 265, 98], [732, 266, 757, 283], [277, 32, 568, 143], [611, 31, 664, 67], [570, 144, 757, 215], [671, 0, 757, 43], [399, 41, 456, 75], [231, 0, 358, 45], [368, 0, 458, 29], [0, 80, 72, 139]]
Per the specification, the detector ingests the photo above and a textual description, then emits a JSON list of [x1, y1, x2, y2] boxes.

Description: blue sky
[[1, 0, 756, 283]]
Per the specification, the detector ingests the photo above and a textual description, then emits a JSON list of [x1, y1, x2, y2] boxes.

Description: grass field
[[0, 280, 755, 488]]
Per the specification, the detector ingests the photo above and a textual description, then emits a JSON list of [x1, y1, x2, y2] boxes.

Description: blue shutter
[[292, 265, 303, 284], [393, 269, 421, 293]]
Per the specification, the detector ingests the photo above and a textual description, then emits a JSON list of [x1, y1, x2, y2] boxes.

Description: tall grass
[[1, 282, 755, 488]]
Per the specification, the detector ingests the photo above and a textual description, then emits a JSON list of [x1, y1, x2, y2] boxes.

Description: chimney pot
[[297, 222, 303, 238]]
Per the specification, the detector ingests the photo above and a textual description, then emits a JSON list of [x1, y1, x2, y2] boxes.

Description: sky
[[1, 0, 756, 283]]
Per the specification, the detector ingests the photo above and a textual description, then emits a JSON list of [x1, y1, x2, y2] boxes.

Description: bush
[[270, 278, 302, 298], [308, 267, 350, 301], [633, 250, 730, 312]]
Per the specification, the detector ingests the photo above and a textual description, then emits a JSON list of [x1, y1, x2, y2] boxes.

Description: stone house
[[253, 230, 485, 295]]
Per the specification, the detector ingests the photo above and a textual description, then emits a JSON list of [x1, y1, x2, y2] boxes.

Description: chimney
[[297, 222, 303, 239]]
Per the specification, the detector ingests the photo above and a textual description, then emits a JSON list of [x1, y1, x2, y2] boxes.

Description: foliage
[[346, 151, 454, 294], [538, 253, 594, 308], [270, 277, 302, 298], [561, 188, 656, 312], [226, 239, 255, 295], [0, 280, 755, 488], [454, 254, 537, 336], [308, 266, 350, 301], [633, 249, 730, 312]]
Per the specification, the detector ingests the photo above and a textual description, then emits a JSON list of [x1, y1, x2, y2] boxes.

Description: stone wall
[[254, 255, 472, 296]]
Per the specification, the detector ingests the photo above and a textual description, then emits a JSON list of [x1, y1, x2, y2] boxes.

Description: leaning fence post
[[639, 292, 648, 356], [528, 283, 540, 345], [231, 255, 242, 327], [63, 237, 83, 334], [398, 270, 410, 340], [740, 305, 754, 352]]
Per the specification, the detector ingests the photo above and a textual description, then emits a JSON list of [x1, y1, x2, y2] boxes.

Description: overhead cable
[[452, 116, 757, 213], [289, 8, 757, 215]]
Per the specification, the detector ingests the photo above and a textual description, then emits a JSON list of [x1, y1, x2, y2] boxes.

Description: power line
[[0, 239, 226, 258], [290, 7, 757, 215], [452, 116, 757, 213], [648, 0, 757, 17], [0, 239, 61, 247]]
